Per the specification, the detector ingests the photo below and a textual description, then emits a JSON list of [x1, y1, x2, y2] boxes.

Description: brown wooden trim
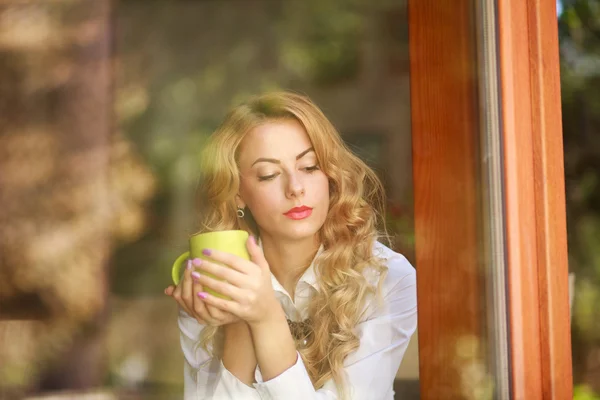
[[497, 0, 544, 397], [528, 1, 573, 398], [498, 0, 573, 398], [408, 1, 483, 398]]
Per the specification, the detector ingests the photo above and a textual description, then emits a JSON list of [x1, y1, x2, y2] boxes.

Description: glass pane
[[114, 1, 416, 398], [558, 1, 600, 397], [0, 0, 418, 398], [408, 0, 509, 397]]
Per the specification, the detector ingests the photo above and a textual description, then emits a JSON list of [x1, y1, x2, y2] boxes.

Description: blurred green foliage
[[575, 385, 600, 400], [559, 0, 600, 393], [112, 0, 412, 296]]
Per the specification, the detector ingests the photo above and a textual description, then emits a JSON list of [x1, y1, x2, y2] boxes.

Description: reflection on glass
[[559, 0, 600, 398], [476, 0, 510, 398], [0, 0, 116, 396]]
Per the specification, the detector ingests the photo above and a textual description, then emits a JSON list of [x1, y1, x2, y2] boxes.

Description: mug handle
[[172, 251, 190, 285]]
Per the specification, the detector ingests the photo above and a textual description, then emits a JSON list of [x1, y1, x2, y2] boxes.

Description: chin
[[279, 221, 321, 241]]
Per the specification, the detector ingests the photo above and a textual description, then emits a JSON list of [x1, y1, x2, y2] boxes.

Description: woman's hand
[[193, 235, 282, 326], [164, 259, 240, 327]]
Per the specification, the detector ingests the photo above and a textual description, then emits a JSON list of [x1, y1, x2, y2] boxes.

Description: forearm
[[249, 305, 297, 381], [222, 321, 257, 386]]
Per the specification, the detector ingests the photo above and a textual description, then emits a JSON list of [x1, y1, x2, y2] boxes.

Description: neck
[[259, 233, 320, 296]]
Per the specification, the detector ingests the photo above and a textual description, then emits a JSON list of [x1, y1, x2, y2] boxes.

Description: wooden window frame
[[409, 0, 572, 398]]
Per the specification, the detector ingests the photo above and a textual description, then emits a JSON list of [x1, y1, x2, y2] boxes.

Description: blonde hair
[[196, 91, 389, 398]]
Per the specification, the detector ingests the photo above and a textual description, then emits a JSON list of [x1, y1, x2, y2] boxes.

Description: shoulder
[[369, 241, 416, 291], [359, 241, 417, 319]]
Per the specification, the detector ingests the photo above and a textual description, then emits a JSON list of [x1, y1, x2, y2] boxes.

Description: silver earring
[[237, 207, 245, 218]]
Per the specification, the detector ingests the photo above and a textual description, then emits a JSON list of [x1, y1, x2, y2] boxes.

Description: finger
[[164, 286, 175, 296], [190, 270, 216, 323], [195, 273, 245, 302], [188, 267, 220, 325], [246, 235, 269, 271], [205, 304, 230, 322], [197, 291, 240, 316], [180, 259, 196, 312], [171, 273, 194, 317], [175, 260, 207, 320], [194, 303, 218, 326], [191, 264, 237, 326], [200, 249, 251, 275], [191, 260, 205, 293], [190, 267, 228, 322], [193, 258, 246, 287]]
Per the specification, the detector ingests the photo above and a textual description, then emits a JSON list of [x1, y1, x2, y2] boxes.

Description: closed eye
[[304, 165, 320, 173], [258, 173, 279, 181]]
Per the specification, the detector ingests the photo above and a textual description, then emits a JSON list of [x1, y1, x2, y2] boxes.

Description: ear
[[235, 194, 246, 209]]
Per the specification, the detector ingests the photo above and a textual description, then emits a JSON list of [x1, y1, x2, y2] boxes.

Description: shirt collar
[[257, 237, 324, 293]]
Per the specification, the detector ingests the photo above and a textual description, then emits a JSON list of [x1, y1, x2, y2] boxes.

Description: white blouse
[[178, 241, 418, 399]]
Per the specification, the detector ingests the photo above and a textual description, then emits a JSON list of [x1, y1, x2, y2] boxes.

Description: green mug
[[172, 230, 250, 299]]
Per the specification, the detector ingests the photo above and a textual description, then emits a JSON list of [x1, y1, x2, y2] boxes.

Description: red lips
[[283, 206, 313, 220]]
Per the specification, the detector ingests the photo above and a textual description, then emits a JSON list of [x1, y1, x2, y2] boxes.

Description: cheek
[[313, 176, 330, 224], [314, 174, 330, 203], [241, 183, 281, 214]]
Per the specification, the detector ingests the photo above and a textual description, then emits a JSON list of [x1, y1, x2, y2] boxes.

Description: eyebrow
[[251, 147, 315, 167]]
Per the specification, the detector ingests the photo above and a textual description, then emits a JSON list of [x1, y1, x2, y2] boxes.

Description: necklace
[[286, 318, 313, 347]]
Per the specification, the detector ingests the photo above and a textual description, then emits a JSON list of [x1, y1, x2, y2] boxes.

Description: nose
[[285, 172, 305, 199]]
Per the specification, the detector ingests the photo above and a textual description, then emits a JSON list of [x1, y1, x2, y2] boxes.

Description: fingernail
[[191, 271, 201, 280], [249, 235, 256, 245], [202, 249, 211, 256], [186, 260, 192, 270], [192, 258, 202, 266], [197, 292, 208, 299]]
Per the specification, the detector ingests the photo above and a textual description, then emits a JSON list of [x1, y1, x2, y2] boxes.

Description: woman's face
[[237, 119, 330, 242]]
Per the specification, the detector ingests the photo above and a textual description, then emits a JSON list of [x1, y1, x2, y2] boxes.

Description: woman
[[164, 91, 417, 399]]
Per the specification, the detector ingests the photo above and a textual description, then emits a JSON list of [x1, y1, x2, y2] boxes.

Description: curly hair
[[195, 91, 389, 398]]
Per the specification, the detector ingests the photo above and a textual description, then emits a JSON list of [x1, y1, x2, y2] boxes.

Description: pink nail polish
[[191, 271, 201, 280], [197, 292, 208, 299], [192, 258, 202, 266], [202, 249, 211, 256], [249, 235, 256, 245], [186, 260, 192, 270]]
